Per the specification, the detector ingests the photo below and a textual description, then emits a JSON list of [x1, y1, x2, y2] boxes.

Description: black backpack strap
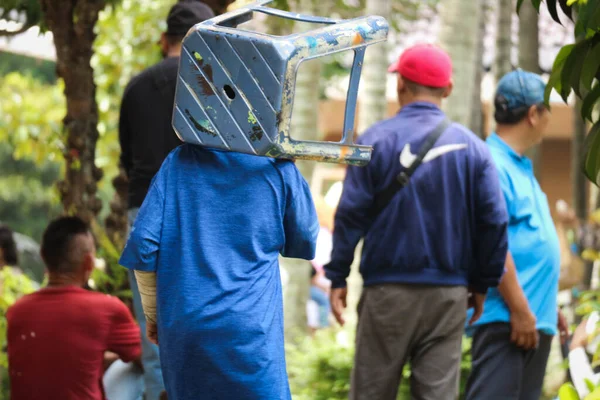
[[372, 117, 452, 216]]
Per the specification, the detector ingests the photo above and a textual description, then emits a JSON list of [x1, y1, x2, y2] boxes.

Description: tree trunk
[[104, 167, 129, 247], [495, 0, 513, 82], [357, 0, 390, 133], [573, 98, 588, 227], [438, 0, 481, 126], [573, 97, 592, 289], [278, 0, 323, 339], [518, 0, 543, 180], [470, 0, 488, 137], [40, 0, 105, 224]]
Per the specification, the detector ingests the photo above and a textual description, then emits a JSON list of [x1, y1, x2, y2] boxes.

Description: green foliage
[[559, 383, 582, 399], [0, 0, 44, 35], [0, 52, 56, 84], [0, 142, 61, 242], [0, 72, 63, 242], [286, 330, 354, 400], [91, 0, 171, 210], [558, 381, 600, 399], [0, 72, 65, 164], [89, 221, 131, 299], [521, 0, 600, 185]]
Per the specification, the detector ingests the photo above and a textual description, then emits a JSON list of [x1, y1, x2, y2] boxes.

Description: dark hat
[[166, 1, 215, 36]]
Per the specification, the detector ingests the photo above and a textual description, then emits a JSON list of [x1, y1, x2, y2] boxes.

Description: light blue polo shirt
[[471, 133, 560, 335]]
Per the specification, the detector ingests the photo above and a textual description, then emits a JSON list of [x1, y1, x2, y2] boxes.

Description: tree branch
[[0, 24, 31, 37]]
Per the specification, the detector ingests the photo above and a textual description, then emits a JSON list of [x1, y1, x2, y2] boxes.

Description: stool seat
[[173, 0, 389, 166]]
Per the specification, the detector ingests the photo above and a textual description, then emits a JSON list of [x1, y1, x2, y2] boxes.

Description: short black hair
[[41, 216, 92, 273], [494, 94, 547, 125], [0, 225, 18, 266], [165, 33, 185, 46]]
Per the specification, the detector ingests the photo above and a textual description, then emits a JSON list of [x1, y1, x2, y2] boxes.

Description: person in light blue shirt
[[119, 144, 319, 400], [465, 69, 569, 400]]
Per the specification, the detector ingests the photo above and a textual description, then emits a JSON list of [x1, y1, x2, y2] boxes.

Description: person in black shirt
[[118, 2, 214, 399]]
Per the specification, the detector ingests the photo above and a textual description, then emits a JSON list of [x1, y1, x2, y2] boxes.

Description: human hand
[[147, 321, 159, 345], [556, 200, 577, 226], [330, 287, 348, 326], [510, 307, 538, 349], [103, 351, 119, 371], [570, 319, 589, 351], [558, 309, 570, 345], [467, 292, 486, 325]]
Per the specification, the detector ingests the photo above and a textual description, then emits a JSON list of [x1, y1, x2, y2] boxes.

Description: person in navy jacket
[[324, 44, 509, 400]]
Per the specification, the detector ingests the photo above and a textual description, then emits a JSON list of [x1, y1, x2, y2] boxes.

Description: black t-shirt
[[119, 56, 182, 209]]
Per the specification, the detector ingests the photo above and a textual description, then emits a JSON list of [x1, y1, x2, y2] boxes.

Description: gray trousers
[[350, 284, 468, 400], [465, 323, 553, 400]]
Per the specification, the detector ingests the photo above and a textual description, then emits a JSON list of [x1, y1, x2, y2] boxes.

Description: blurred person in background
[[0, 225, 18, 270], [7, 217, 142, 400], [565, 312, 600, 398], [118, 3, 215, 398], [307, 197, 334, 334], [325, 44, 508, 400], [465, 70, 568, 400]]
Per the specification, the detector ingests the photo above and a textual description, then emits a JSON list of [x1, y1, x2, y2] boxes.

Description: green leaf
[[582, 82, 600, 121], [517, 0, 525, 13], [547, 43, 576, 104], [586, 378, 597, 392], [564, 40, 593, 98], [583, 122, 600, 185], [560, 0, 575, 21], [581, 41, 600, 91], [532, 0, 542, 11], [547, 0, 563, 24], [575, 1, 595, 37], [588, 4, 600, 32], [558, 383, 581, 400]]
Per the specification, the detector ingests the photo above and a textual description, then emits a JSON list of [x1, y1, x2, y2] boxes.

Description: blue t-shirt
[[471, 133, 560, 335], [119, 144, 319, 399]]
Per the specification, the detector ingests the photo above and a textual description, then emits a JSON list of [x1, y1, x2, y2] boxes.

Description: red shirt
[[7, 286, 141, 400]]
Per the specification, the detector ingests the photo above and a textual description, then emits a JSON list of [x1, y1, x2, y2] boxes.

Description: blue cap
[[495, 69, 546, 110]]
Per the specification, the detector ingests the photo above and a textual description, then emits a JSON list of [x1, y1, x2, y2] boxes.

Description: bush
[[286, 329, 473, 400]]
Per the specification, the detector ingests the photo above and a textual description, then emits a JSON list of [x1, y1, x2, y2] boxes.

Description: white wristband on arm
[[134, 270, 157, 325]]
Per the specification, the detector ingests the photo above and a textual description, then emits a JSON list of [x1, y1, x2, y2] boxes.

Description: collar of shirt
[[487, 132, 534, 173], [397, 101, 444, 117]]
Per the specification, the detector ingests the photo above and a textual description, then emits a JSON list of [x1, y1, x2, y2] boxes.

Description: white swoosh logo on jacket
[[399, 143, 468, 168]]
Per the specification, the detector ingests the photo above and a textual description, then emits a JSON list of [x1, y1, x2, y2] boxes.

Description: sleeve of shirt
[[280, 163, 319, 260], [569, 347, 597, 398], [107, 298, 142, 363], [325, 146, 376, 289], [470, 152, 509, 293], [119, 168, 165, 272], [119, 86, 133, 176]]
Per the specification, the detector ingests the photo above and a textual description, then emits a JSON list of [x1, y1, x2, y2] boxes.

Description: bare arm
[[498, 252, 538, 349], [498, 252, 529, 312]]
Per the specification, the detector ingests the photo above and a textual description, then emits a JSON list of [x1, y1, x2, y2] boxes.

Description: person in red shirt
[[7, 216, 142, 400]]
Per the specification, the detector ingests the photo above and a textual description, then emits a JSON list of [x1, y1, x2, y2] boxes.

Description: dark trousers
[[350, 284, 468, 400], [465, 323, 553, 400]]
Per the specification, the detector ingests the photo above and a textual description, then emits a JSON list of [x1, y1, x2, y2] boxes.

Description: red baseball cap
[[388, 44, 453, 88]]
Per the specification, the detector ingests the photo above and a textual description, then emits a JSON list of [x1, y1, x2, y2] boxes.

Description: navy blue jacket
[[324, 102, 508, 293]]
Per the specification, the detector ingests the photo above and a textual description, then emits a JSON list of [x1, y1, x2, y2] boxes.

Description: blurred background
[[0, 0, 596, 399]]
